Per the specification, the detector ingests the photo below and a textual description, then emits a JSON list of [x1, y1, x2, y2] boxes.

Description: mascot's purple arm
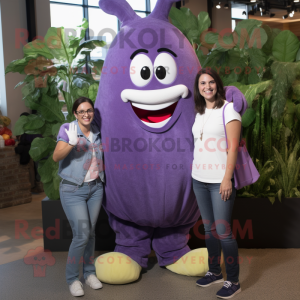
[[57, 0, 248, 268]]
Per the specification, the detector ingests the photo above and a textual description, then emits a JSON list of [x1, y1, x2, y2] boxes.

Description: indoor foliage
[[169, 8, 300, 202], [6, 19, 105, 199]]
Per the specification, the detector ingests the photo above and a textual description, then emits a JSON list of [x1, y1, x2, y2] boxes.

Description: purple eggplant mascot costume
[[60, 0, 247, 284]]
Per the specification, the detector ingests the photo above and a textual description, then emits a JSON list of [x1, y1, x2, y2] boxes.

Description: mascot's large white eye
[[130, 54, 153, 87], [154, 53, 177, 85]]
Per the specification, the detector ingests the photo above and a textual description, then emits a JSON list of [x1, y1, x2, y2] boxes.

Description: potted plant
[[6, 19, 115, 251]]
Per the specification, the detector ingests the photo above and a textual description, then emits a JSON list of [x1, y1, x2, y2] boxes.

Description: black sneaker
[[216, 281, 241, 299], [196, 271, 224, 287]]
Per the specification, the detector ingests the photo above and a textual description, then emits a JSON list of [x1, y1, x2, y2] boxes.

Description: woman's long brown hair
[[194, 68, 226, 115]]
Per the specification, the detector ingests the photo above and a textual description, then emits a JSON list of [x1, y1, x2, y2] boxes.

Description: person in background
[[192, 69, 242, 299], [15, 112, 42, 191], [53, 97, 104, 297]]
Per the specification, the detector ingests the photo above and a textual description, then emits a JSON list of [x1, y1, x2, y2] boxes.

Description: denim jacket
[[57, 120, 105, 185]]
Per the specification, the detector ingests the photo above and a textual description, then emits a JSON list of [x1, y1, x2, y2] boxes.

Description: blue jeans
[[59, 179, 103, 285], [192, 178, 239, 282]]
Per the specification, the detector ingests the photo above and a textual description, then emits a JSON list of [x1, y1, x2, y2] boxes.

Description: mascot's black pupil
[[141, 67, 151, 80], [156, 66, 166, 80]]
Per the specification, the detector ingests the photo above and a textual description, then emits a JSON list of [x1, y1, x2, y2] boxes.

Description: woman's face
[[74, 102, 94, 126], [198, 74, 217, 101]]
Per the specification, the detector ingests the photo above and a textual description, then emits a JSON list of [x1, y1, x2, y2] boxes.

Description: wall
[[212, 3, 232, 34], [0, 0, 29, 130], [181, 0, 207, 16], [35, 0, 51, 38], [0, 0, 51, 132]]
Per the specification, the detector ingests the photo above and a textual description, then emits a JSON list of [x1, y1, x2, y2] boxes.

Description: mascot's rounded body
[[95, 2, 201, 268]]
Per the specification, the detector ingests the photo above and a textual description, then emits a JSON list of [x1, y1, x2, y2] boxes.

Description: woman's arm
[[53, 122, 78, 162], [219, 120, 241, 200], [53, 141, 74, 162]]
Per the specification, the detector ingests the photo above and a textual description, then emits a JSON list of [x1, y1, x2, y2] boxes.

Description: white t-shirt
[[84, 132, 99, 182], [192, 100, 241, 183]]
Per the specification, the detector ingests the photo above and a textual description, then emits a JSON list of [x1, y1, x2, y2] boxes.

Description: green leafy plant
[[272, 141, 300, 200], [6, 19, 105, 199]]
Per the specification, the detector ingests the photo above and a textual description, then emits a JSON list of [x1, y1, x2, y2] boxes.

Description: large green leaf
[[197, 11, 211, 35], [5, 56, 37, 75], [38, 156, 57, 184], [23, 88, 41, 110], [43, 177, 60, 200], [21, 80, 36, 98], [271, 61, 300, 118], [23, 39, 54, 59], [14, 75, 35, 89], [88, 59, 104, 75], [88, 83, 99, 102], [37, 94, 65, 123], [68, 18, 89, 57], [242, 108, 256, 127], [52, 122, 63, 137], [44, 27, 71, 64], [23, 114, 45, 131], [12, 116, 28, 136], [214, 34, 236, 52], [169, 7, 200, 37], [204, 32, 219, 45], [234, 19, 266, 50], [75, 40, 106, 58], [272, 30, 300, 62], [226, 48, 247, 81], [296, 48, 300, 62], [29, 137, 56, 161], [42, 122, 56, 137], [231, 80, 272, 107], [295, 104, 300, 120], [247, 48, 266, 84], [262, 24, 280, 56], [195, 49, 207, 66]]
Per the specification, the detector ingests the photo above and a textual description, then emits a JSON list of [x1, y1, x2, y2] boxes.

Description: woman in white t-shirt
[[192, 68, 242, 299]]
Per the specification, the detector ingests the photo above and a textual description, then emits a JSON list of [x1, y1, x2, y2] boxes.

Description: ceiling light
[[294, 0, 299, 2], [282, 14, 288, 19], [224, 3, 229, 9], [216, 2, 221, 9], [250, 0, 256, 2]]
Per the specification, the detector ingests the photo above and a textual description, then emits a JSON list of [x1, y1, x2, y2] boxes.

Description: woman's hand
[[219, 178, 232, 201], [65, 122, 78, 146]]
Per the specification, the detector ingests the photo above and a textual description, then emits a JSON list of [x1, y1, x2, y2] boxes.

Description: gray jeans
[[59, 178, 103, 285], [192, 177, 239, 282]]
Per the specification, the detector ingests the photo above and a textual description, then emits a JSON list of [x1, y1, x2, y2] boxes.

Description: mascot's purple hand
[[224, 86, 248, 116], [57, 123, 70, 143]]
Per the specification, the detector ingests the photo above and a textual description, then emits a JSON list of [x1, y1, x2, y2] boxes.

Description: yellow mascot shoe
[[94, 252, 142, 284], [166, 248, 209, 276]]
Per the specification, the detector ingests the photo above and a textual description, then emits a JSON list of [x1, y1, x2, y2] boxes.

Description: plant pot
[[188, 197, 300, 249], [42, 197, 116, 252]]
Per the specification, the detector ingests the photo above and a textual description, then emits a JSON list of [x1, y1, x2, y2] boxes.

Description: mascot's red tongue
[[131, 102, 177, 123]]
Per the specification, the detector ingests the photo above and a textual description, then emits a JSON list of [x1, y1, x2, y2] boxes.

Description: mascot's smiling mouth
[[121, 84, 188, 128]]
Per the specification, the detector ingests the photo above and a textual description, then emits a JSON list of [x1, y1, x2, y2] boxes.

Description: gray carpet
[[1, 248, 300, 300]]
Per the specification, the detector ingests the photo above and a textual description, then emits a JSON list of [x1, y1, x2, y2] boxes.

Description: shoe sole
[[216, 288, 241, 299], [196, 279, 224, 287], [70, 292, 84, 297], [85, 282, 102, 290]]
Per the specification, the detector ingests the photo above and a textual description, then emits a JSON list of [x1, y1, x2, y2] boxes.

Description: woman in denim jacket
[[53, 97, 105, 297]]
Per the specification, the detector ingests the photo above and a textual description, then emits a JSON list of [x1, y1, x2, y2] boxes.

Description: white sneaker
[[85, 274, 103, 289], [69, 280, 84, 297]]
